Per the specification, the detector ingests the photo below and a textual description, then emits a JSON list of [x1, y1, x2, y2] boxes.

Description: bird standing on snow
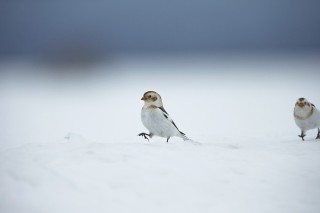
[[138, 91, 189, 142], [294, 97, 320, 141]]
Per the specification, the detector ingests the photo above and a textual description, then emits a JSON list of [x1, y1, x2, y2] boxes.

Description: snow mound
[[1, 133, 320, 213]]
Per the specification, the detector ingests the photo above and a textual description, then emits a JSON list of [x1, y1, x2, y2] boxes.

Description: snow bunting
[[294, 97, 320, 141], [138, 91, 189, 142]]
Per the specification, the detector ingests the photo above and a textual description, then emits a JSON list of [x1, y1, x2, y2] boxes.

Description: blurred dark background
[[1, 0, 320, 60]]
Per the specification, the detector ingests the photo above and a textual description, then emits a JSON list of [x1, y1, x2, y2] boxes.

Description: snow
[[1, 53, 320, 213]]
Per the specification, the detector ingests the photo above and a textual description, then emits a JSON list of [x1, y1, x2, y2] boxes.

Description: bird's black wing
[[159, 106, 169, 115], [158, 106, 185, 135]]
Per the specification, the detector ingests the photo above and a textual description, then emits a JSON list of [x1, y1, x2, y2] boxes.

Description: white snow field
[[1, 53, 320, 213]]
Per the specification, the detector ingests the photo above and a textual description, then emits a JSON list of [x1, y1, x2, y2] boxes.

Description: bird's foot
[[298, 134, 306, 141], [138, 133, 150, 141], [316, 129, 320, 139]]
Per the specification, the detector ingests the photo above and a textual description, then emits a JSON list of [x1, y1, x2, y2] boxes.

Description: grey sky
[[1, 0, 320, 56]]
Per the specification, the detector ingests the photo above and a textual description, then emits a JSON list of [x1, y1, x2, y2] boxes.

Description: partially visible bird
[[138, 91, 189, 142], [294, 97, 320, 141]]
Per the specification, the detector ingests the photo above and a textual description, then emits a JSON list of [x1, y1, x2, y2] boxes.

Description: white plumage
[[138, 91, 189, 142], [293, 97, 320, 141]]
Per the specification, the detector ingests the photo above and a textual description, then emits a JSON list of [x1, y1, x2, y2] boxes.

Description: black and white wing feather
[[159, 106, 187, 137]]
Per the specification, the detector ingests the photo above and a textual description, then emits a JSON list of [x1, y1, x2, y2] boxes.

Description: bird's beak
[[141, 96, 145, 101], [298, 102, 305, 107]]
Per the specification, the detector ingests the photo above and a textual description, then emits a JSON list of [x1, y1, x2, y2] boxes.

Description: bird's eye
[[148, 95, 151, 98]]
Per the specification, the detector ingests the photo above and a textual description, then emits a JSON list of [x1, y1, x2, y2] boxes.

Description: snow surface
[[1, 53, 320, 213]]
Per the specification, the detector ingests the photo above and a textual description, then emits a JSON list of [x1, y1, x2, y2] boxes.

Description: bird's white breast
[[294, 106, 320, 131], [141, 107, 180, 138]]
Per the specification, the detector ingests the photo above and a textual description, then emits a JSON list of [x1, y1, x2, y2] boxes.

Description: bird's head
[[141, 91, 163, 107], [295, 97, 310, 108]]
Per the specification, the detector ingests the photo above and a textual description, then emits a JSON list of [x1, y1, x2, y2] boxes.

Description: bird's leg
[[316, 128, 320, 139], [138, 133, 150, 141], [166, 137, 170, 143], [298, 131, 306, 141]]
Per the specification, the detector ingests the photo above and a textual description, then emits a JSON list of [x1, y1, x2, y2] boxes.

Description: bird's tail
[[179, 131, 190, 141]]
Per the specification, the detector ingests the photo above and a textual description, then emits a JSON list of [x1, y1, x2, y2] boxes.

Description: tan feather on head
[[141, 91, 163, 107]]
